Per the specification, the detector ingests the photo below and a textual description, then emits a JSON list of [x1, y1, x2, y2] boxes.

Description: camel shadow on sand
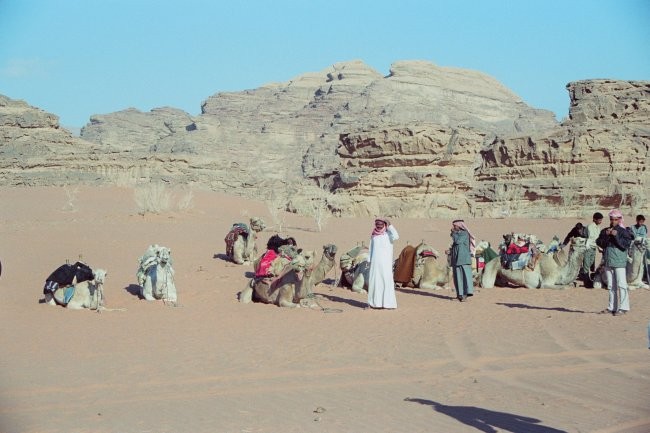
[[318, 293, 367, 309], [496, 302, 588, 314], [124, 284, 143, 299], [213, 253, 231, 262], [397, 287, 456, 301], [404, 398, 567, 433]]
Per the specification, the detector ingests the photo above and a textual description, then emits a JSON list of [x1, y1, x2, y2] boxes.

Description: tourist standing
[[449, 219, 475, 302], [367, 218, 399, 309], [596, 209, 634, 316], [582, 212, 604, 283]]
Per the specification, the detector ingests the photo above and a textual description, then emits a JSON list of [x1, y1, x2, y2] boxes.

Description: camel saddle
[[224, 223, 250, 257], [43, 262, 93, 295]]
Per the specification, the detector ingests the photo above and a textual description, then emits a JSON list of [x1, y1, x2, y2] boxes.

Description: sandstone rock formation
[[1, 61, 647, 218], [306, 79, 649, 218], [0, 95, 98, 185]]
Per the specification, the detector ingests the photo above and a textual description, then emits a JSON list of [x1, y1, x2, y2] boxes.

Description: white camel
[[44, 269, 108, 310], [137, 245, 178, 304]]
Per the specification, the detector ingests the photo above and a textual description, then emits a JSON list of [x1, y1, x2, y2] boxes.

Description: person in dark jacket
[[562, 222, 587, 248], [449, 219, 475, 302], [596, 209, 634, 316]]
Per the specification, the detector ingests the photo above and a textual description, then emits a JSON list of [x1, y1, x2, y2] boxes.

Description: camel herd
[[40, 217, 649, 311]]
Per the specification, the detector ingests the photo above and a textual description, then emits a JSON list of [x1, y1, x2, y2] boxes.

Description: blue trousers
[[453, 264, 474, 297]]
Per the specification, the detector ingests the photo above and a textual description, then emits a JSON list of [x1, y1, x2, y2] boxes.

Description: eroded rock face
[[0, 95, 98, 185], [317, 79, 649, 218], [1, 62, 647, 218], [78, 59, 558, 192], [472, 80, 650, 217], [567, 79, 650, 124]]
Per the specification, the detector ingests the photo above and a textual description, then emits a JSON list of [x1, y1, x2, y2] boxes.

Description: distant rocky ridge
[[1, 60, 647, 218]]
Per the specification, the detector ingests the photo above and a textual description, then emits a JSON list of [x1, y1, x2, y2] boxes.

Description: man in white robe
[[367, 218, 399, 309]]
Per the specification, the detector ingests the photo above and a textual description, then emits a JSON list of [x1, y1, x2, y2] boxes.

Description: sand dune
[[0, 186, 648, 433]]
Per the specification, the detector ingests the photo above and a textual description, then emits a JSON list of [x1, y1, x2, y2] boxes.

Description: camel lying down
[[240, 244, 337, 308], [137, 245, 178, 304], [225, 217, 266, 265], [44, 269, 108, 310], [481, 237, 587, 289]]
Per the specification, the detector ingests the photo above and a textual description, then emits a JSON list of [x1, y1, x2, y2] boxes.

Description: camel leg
[[165, 283, 178, 302], [240, 279, 254, 303], [539, 284, 567, 290], [351, 274, 366, 293], [278, 298, 299, 308], [419, 281, 442, 291], [66, 300, 85, 310], [480, 259, 499, 289], [277, 285, 300, 308], [232, 239, 246, 265], [141, 275, 156, 301]]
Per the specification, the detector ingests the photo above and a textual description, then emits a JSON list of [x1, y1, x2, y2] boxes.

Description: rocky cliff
[[312, 79, 649, 218], [473, 80, 649, 217], [1, 61, 647, 218]]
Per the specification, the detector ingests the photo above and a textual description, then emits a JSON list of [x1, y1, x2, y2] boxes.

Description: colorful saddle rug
[[224, 224, 250, 257]]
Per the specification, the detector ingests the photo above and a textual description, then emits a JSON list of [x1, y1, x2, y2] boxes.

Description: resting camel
[[592, 237, 649, 290], [137, 245, 178, 303], [481, 237, 587, 289], [298, 244, 337, 299], [44, 269, 108, 310], [225, 217, 266, 265], [240, 244, 336, 308], [339, 245, 370, 293], [394, 243, 452, 290]]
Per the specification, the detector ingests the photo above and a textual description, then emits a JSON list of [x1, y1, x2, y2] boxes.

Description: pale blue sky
[[1, 0, 648, 128]]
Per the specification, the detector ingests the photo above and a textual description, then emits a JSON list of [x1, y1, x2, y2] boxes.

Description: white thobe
[[368, 225, 399, 308]]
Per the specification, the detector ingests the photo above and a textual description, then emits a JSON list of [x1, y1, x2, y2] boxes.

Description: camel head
[[158, 247, 172, 265], [322, 244, 337, 260], [569, 236, 587, 252], [288, 254, 309, 279], [300, 250, 316, 269], [631, 236, 648, 251], [92, 269, 107, 285], [249, 217, 266, 233]]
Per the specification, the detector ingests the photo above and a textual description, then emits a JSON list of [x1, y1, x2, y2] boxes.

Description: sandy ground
[[0, 186, 648, 433]]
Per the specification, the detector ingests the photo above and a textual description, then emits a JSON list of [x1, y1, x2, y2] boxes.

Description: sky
[[0, 0, 648, 128]]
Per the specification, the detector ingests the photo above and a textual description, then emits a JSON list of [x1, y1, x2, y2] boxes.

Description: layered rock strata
[[306, 81, 649, 218], [1, 62, 647, 218]]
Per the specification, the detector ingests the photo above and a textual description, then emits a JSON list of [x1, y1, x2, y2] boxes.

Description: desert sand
[[0, 186, 648, 433]]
